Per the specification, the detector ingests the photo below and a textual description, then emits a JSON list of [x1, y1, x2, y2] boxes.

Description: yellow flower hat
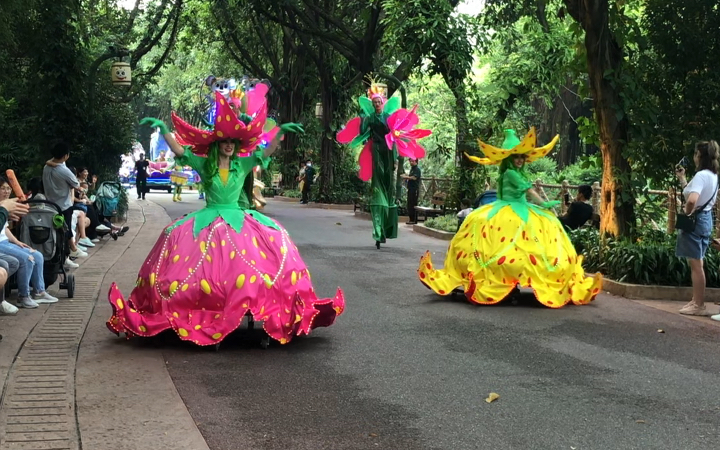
[[464, 127, 560, 166]]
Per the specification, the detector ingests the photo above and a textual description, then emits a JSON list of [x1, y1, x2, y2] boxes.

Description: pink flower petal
[[337, 117, 361, 144], [358, 140, 373, 181], [404, 128, 432, 140]]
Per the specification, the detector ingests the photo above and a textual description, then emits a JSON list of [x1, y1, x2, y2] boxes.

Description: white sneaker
[[77, 244, 88, 252], [78, 237, 95, 247], [17, 297, 39, 309], [33, 291, 59, 304], [711, 313, 720, 322], [91, 238, 100, 243], [0, 300, 19, 315], [69, 249, 88, 258], [64, 258, 79, 268], [96, 224, 111, 232]]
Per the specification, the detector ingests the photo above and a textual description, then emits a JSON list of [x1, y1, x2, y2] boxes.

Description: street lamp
[[111, 61, 131, 87], [315, 102, 323, 119]]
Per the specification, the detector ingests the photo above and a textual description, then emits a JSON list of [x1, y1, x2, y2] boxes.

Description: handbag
[[676, 180, 718, 233]]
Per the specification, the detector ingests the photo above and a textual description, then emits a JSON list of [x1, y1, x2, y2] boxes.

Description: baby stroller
[[7, 199, 75, 298], [96, 181, 122, 222]]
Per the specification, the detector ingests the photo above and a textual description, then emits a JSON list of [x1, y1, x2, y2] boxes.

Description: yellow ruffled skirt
[[418, 203, 602, 308]]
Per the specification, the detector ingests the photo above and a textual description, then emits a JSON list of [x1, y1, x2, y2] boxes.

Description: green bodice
[[168, 150, 279, 236], [488, 169, 555, 223]]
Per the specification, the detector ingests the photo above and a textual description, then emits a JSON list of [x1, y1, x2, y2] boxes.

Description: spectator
[[675, 140, 719, 316], [0, 175, 58, 308], [558, 184, 594, 231], [42, 142, 88, 261], [135, 153, 149, 200], [0, 254, 19, 316], [401, 158, 421, 225], [300, 159, 314, 204], [77, 167, 97, 191]]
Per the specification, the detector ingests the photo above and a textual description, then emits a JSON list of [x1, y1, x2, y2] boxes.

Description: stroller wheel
[[66, 274, 75, 299]]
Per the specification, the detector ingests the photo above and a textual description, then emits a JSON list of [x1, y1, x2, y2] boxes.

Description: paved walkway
[[0, 198, 208, 450]]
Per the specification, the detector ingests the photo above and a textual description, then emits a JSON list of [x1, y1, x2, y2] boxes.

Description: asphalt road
[[142, 191, 720, 450]]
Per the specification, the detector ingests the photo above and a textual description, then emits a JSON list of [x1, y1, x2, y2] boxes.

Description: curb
[[412, 223, 454, 241], [600, 277, 720, 302], [271, 197, 355, 211]]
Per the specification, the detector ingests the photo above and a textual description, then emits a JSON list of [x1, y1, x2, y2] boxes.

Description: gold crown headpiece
[[364, 73, 386, 99]]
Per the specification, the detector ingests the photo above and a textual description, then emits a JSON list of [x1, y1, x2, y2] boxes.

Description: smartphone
[[678, 156, 689, 168], [564, 192, 570, 205]]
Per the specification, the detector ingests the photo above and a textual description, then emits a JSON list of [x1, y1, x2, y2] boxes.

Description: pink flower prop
[[337, 117, 362, 144], [384, 105, 431, 159], [358, 140, 373, 182]]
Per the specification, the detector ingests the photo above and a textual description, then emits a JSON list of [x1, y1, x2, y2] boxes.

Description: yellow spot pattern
[[260, 251, 267, 259], [178, 328, 189, 337], [250, 275, 257, 284], [252, 237, 259, 247], [236, 274, 246, 289], [200, 279, 212, 294], [212, 333, 222, 340], [182, 283, 189, 292], [169, 281, 178, 294], [200, 241, 207, 253], [173, 255, 180, 263], [173, 312, 179, 318], [230, 250, 236, 259], [139, 325, 147, 332], [150, 273, 156, 286], [291, 271, 298, 285], [194, 325, 202, 330], [117, 299, 124, 309]]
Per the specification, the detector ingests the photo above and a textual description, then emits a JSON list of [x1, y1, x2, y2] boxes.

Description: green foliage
[[424, 214, 458, 233], [556, 155, 603, 185], [569, 227, 720, 287], [283, 189, 302, 199]]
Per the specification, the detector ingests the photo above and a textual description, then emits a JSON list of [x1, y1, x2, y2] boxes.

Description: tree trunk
[[318, 74, 335, 200], [564, 0, 634, 237]]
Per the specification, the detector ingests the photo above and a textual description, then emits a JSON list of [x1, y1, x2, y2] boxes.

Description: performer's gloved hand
[[140, 117, 170, 135], [280, 123, 304, 135], [541, 200, 560, 209]]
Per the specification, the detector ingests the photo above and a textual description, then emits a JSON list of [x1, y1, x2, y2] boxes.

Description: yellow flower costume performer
[[418, 128, 602, 308]]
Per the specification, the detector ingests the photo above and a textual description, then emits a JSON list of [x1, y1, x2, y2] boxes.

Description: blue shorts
[[675, 210, 713, 260]]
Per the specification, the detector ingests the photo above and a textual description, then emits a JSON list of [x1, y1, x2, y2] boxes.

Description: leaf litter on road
[[485, 392, 500, 403]]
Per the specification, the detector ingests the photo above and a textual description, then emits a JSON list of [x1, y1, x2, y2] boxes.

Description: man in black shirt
[[559, 184, 594, 231], [301, 159, 314, 204], [135, 153, 150, 200], [401, 159, 421, 224]]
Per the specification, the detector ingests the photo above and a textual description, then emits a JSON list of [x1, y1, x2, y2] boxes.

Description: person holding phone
[[675, 140, 719, 316], [558, 185, 594, 231]]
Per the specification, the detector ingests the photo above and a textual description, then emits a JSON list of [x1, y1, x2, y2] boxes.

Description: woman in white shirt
[[675, 140, 720, 316]]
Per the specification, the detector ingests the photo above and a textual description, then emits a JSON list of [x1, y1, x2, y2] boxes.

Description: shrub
[[283, 189, 301, 199], [425, 214, 458, 233], [568, 227, 720, 287]]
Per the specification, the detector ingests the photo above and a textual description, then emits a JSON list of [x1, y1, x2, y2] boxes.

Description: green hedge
[[569, 227, 720, 287], [425, 214, 458, 233]]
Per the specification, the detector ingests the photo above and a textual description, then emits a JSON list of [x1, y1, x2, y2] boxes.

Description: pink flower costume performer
[[107, 91, 345, 346]]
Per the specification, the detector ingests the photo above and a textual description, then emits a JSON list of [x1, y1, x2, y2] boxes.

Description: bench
[[415, 191, 447, 222]]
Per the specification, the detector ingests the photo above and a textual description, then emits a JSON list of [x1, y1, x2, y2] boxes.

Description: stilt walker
[[337, 77, 431, 249]]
